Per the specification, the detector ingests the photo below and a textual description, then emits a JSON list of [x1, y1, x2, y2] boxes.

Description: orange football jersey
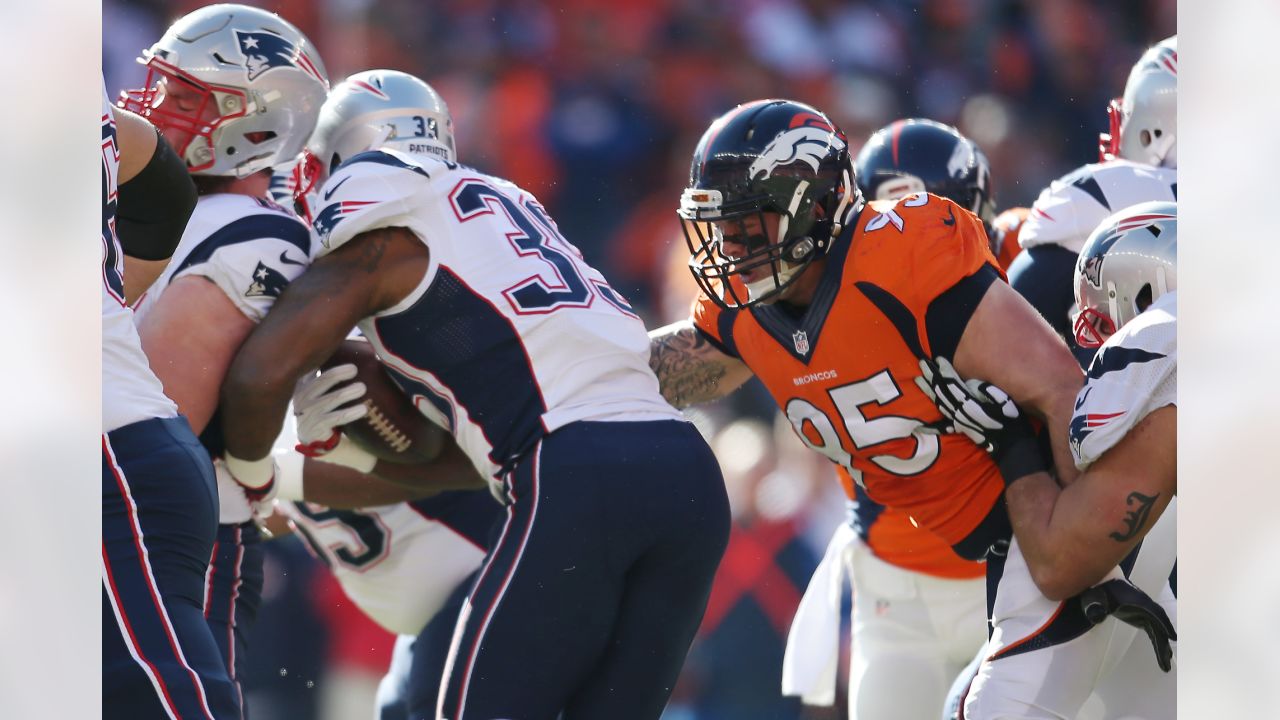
[[693, 193, 1009, 562], [857, 493, 983, 579], [991, 206, 1029, 272]]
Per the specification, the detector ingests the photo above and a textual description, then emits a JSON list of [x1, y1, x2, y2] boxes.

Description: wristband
[[993, 432, 1049, 487], [224, 451, 275, 489], [317, 434, 378, 474]]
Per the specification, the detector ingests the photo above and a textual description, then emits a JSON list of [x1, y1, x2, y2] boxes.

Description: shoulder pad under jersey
[[312, 149, 445, 256], [1020, 160, 1178, 254]]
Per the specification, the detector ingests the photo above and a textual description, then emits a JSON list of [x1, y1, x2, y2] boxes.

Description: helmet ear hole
[[1140, 129, 1153, 146], [1135, 283, 1154, 313]]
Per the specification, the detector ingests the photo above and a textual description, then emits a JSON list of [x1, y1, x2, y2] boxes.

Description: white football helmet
[[1100, 36, 1177, 168], [307, 69, 454, 172], [288, 70, 455, 217], [1073, 201, 1176, 348], [120, 3, 329, 177]]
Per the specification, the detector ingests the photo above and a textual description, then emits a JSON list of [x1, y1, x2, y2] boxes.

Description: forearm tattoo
[[649, 323, 732, 409], [1109, 490, 1159, 542]]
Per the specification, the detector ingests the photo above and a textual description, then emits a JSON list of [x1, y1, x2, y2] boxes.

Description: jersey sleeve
[[312, 150, 437, 256], [882, 195, 1001, 359], [168, 212, 313, 322], [903, 195, 1001, 305], [690, 291, 740, 358], [1019, 165, 1111, 254], [1069, 295, 1177, 469]]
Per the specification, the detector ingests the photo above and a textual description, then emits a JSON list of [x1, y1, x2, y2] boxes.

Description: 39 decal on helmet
[[1099, 36, 1177, 168], [119, 3, 329, 177], [856, 118, 995, 230], [679, 99, 862, 309], [1072, 201, 1177, 348]]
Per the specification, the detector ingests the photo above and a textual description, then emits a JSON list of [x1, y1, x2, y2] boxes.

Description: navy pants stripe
[[102, 416, 239, 719], [205, 522, 265, 719], [378, 572, 479, 720], [437, 420, 730, 720]]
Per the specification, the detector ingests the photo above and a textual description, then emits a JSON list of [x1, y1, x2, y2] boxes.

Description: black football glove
[[1080, 578, 1177, 672]]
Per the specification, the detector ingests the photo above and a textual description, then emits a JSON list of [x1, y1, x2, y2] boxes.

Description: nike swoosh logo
[[323, 175, 351, 200], [942, 207, 956, 226], [279, 251, 306, 267]]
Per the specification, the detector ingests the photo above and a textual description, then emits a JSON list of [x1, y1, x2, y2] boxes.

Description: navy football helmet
[[680, 99, 861, 309], [855, 118, 995, 230]]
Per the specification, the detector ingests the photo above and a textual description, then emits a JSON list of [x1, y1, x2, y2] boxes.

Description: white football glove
[[292, 364, 377, 473], [914, 356, 1021, 452]]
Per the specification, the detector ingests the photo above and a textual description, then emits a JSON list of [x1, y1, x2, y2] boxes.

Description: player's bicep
[[136, 275, 255, 434], [111, 106, 160, 183], [648, 320, 752, 408]]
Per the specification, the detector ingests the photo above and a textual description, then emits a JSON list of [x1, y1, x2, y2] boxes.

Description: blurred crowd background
[[102, 1, 1174, 718]]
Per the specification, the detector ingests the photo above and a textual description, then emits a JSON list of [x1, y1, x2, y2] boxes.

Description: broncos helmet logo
[[235, 30, 299, 81], [748, 125, 846, 181]]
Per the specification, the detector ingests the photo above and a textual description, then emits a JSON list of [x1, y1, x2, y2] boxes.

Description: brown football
[[319, 338, 444, 464]]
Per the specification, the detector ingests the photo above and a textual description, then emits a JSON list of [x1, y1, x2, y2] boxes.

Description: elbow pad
[[116, 131, 197, 261]]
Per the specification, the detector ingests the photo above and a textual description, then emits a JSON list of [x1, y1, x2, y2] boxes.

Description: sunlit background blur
[[96, 2, 1184, 718]]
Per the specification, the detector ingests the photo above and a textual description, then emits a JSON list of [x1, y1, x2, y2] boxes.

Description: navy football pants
[[437, 419, 730, 720], [379, 574, 478, 720], [205, 522, 265, 718], [102, 416, 240, 719]]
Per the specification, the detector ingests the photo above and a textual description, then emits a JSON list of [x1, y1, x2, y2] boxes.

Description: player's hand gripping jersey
[[311, 149, 680, 482], [1071, 291, 1177, 470], [693, 193, 1008, 559]]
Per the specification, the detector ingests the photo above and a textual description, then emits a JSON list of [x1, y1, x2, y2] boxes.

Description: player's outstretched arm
[[953, 279, 1085, 484], [648, 320, 753, 409], [221, 227, 428, 464], [296, 438, 484, 509], [1006, 405, 1177, 600]]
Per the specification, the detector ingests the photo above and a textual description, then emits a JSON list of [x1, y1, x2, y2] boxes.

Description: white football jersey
[[1020, 160, 1177, 254], [1070, 291, 1177, 469], [102, 80, 178, 433], [310, 150, 681, 481], [132, 192, 315, 523], [278, 497, 489, 635]]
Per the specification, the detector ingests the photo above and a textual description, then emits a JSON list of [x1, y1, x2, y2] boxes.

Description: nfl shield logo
[[792, 330, 810, 354]]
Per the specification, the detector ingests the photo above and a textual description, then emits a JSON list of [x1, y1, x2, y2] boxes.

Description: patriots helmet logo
[[235, 30, 298, 81], [748, 117, 846, 181], [245, 262, 289, 298]]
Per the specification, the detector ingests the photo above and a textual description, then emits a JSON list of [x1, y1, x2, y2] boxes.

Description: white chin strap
[[744, 263, 802, 303]]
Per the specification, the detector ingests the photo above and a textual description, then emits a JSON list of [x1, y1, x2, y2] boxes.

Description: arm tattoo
[[1109, 490, 1159, 542], [352, 229, 392, 274], [649, 323, 733, 408]]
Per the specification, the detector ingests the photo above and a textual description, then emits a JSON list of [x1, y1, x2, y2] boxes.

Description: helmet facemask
[[121, 57, 253, 174], [680, 176, 843, 309]]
